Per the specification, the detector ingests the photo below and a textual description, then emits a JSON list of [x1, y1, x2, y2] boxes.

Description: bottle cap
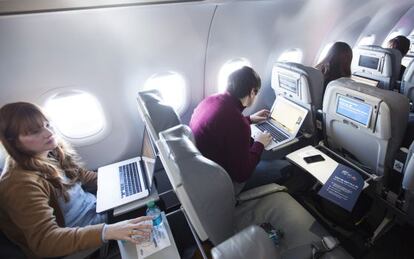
[[146, 201, 155, 208]]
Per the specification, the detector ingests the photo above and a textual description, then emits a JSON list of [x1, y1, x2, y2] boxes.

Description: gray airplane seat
[[351, 45, 402, 91], [401, 60, 414, 147], [136, 89, 181, 144], [402, 141, 414, 225], [401, 59, 414, 107], [157, 124, 352, 258], [323, 77, 409, 179], [271, 62, 324, 137]]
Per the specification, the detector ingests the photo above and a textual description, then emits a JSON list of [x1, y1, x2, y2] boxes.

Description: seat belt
[[311, 236, 340, 259]]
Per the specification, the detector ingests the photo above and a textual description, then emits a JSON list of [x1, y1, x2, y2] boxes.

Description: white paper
[[136, 223, 171, 259]]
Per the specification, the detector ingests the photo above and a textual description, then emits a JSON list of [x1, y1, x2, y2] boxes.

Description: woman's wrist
[[102, 223, 113, 241], [101, 224, 109, 242]]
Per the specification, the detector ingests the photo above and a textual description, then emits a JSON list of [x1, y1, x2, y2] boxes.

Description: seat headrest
[[271, 62, 324, 109], [159, 124, 195, 146], [352, 45, 402, 89], [403, 59, 414, 83], [138, 89, 163, 104], [401, 59, 414, 103], [136, 89, 181, 141], [160, 124, 201, 161]]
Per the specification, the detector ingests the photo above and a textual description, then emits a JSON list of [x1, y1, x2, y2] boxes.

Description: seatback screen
[[278, 74, 298, 95], [358, 55, 379, 70], [336, 95, 372, 127]]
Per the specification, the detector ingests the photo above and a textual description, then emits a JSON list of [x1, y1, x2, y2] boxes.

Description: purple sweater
[[189, 92, 264, 183]]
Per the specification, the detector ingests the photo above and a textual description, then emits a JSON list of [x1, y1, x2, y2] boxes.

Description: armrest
[[211, 225, 279, 259], [236, 183, 287, 203]]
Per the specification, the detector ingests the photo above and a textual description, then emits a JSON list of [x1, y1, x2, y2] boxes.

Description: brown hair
[[227, 66, 261, 99], [388, 35, 410, 57], [315, 41, 353, 88], [0, 102, 81, 201]]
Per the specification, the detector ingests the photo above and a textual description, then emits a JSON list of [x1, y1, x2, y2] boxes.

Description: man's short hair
[[388, 35, 411, 57], [226, 66, 261, 99]]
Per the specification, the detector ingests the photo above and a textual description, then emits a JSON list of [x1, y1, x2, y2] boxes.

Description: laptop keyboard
[[119, 162, 142, 198], [256, 122, 289, 143]]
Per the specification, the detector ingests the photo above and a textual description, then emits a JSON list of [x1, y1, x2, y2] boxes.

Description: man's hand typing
[[250, 109, 270, 124]]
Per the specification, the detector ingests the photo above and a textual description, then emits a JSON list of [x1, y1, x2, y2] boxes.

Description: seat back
[[136, 89, 181, 144], [403, 141, 414, 224], [403, 141, 414, 191], [323, 78, 409, 177], [352, 45, 402, 90], [156, 125, 236, 245], [401, 59, 414, 108], [271, 62, 324, 135]]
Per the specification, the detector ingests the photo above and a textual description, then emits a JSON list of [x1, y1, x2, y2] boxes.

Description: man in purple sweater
[[190, 66, 287, 193]]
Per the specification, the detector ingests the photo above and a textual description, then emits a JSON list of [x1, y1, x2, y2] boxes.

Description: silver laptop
[[251, 96, 308, 150], [96, 128, 156, 213]]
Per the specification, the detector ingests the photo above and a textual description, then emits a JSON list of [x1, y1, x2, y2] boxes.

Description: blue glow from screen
[[336, 96, 372, 126]]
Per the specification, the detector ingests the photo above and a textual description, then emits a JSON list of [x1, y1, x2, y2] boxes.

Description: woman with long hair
[[315, 41, 353, 90], [0, 102, 152, 258]]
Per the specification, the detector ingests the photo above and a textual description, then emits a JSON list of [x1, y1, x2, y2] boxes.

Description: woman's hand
[[104, 216, 153, 244], [250, 109, 270, 124]]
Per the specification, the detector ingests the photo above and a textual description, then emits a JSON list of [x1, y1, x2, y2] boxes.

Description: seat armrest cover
[[236, 183, 287, 203], [211, 225, 279, 259]]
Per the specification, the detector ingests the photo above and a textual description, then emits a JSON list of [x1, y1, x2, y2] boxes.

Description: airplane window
[[144, 72, 188, 114], [357, 34, 376, 46], [218, 58, 251, 93], [316, 43, 334, 64], [44, 91, 107, 140], [277, 48, 303, 63]]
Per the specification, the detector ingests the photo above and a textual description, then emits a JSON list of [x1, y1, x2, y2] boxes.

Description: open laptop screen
[[336, 95, 372, 127], [141, 127, 157, 187], [270, 97, 306, 135], [142, 127, 156, 160]]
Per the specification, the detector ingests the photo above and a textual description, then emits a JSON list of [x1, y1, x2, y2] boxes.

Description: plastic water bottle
[[146, 201, 163, 243], [146, 201, 163, 227]]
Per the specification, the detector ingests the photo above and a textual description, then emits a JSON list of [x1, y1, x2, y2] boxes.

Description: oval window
[[357, 34, 376, 46], [278, 48, 303, 63], [44, 91, 107, 139], [217, 58, 251, 93], [144, 72, 188, 114]]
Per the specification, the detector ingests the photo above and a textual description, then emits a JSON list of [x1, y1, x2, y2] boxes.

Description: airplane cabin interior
[[1, 0, 414, 258]]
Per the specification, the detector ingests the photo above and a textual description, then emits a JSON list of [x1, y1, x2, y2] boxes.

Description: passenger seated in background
[[315, 41, 353, 91], [0, 102, 152, 258], [387, 35, 410, 80], [190, 66, 289, 194]]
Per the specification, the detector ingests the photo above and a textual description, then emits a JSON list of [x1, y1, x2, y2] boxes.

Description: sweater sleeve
[[5, 178, 103, 258], [224, 118, 264, 183]]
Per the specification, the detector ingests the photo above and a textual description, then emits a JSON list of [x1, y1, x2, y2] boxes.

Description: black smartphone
[[303, 154, 325, 164]]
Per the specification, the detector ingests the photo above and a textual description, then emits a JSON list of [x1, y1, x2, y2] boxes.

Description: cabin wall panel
[[204, 0, 414, 115], [205, 0, 349, 114], [0, 3, 215, 168]]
